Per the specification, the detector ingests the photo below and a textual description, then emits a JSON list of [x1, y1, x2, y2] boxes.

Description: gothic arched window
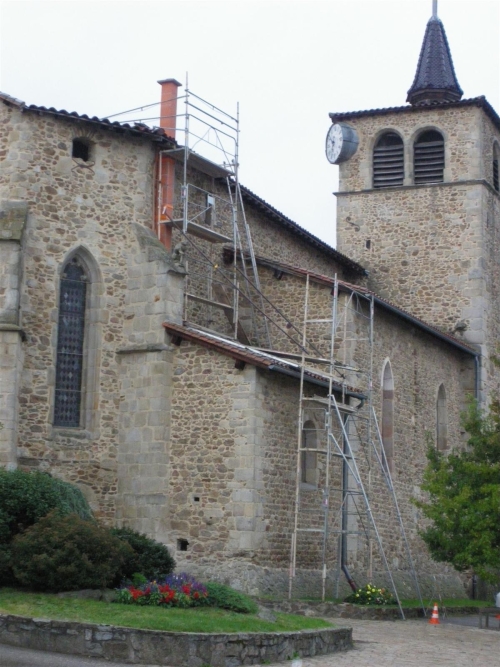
[[436, 384, 448, 451], [373, 132, 404, 188], [301, 420, 317, 486], [54, 257, 89, 427], [381, 360, 394, 473], [414, 129, 445, 184]]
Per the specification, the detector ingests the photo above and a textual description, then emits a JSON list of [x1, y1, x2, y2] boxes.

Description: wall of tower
[[336, 105, 500, 388]]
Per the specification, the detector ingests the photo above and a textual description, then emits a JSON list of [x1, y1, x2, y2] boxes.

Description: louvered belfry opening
[[373, 132, 404, 188], [54, 257, 88, 427], [414, 130, 444, 184]]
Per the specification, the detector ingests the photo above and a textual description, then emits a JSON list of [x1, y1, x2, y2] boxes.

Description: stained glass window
[[54, 257, 88, 427]]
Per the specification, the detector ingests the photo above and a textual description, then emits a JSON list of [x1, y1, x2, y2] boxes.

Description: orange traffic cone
[[428, 602, 440, 625]]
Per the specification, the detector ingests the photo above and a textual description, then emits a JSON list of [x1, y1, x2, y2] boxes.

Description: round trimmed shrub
[[0, 468, 92, 539], [11, 512, 133, 592], [110, 527, 176, 583], [0, 469, 93, 585]]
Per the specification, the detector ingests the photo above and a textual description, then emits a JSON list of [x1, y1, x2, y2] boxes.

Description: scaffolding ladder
[[288, 275, 424, 618]]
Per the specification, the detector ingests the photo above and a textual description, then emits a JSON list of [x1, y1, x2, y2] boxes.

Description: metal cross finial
[[432, 0, 438, 18]]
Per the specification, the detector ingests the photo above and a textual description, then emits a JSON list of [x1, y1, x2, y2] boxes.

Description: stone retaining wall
[[0, 613, 352, 667], [258, 600, 483, 621]]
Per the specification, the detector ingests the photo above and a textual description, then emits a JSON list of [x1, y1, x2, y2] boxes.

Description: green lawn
[[397, 598, 491, 609], [0, 589, 333, 634]]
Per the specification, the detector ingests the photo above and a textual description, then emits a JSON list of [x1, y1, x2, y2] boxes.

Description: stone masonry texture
[[0, 89, 494, 601]]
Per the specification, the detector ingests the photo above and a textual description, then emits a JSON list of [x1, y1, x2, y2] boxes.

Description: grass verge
[[396, 598, 491, 609], [0, 589, 333, 634], [259, 596, 491, 609]]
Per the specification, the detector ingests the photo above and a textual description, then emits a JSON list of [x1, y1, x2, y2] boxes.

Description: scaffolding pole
[[288, 276, 423, 618]]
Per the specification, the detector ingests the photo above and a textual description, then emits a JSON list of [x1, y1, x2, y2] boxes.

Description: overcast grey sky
[[1, 0, 499, 248]]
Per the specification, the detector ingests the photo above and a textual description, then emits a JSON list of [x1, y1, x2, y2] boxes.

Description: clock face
[[326, 124, 344, 164]]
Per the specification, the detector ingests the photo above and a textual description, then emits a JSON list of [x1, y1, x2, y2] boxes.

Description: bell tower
[[332, 3, 500, 396]]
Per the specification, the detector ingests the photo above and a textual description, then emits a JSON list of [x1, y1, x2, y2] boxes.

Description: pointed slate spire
[[407, 3, 463, 106]]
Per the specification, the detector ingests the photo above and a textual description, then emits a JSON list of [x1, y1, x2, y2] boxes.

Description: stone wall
[[335, 103, 500, 398], [0, 199, 28, 466], [168, 161, 360, 346], [0, 613, 353, 667], [163, 274, 471, 597], [0, 329, 23, 467], [184, 268, 472, 597], [0, 101, 181, 523], [167, 344, 265, 564]]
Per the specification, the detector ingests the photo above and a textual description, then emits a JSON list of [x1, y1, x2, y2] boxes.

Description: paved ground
[[278, 617, 500, 667], [0, 616, 498, 667], [0, 644, 160, 667]]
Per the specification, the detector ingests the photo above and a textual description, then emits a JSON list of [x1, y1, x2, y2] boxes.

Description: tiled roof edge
[[0, 91, 367, 276], [238, 185, 367, 276], [246, 256, 477, 356], [162, 321, 363, 395], [329, 96, 500, 132], [0, 92, 177, 145]]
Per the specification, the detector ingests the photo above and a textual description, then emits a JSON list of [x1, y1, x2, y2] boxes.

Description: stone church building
[[0, 9, 498, 597]]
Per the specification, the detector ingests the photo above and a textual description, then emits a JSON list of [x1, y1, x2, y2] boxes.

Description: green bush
[[0, 468, 92, 540], [0, 469, 93, 584], [203, 582, 258, 614], [11, 512, 133, 592], [110, 527, 176, 583]]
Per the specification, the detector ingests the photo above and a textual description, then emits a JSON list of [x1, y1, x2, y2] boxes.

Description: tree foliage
[[415, 397, 500, 583]]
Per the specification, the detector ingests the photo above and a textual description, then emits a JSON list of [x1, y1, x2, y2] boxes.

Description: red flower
[[129, 587, 144, 600]]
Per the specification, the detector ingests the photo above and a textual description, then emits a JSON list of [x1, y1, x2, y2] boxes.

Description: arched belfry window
[[493, 143, 499, 192], [54, 257, 89, 427], [373, 132, 404, 188], [301, 420, 317, 486], [414, 130, 444, 184], [436, 384, 448, 451], [381, 361, 394, 473]]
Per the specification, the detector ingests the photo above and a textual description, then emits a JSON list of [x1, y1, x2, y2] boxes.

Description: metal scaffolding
[[155, 81, 271, 347], [288, 276, 424, 618], [108, 86, 424, 614]]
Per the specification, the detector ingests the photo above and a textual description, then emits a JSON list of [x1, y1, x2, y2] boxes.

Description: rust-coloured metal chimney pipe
[[156, 78, 182, 250], [158, 78, 182, 139]]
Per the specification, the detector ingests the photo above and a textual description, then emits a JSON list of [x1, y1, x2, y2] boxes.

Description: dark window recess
[[373, 132, 404, 188], [177, 539, 189, 552], [54, 258, 87, 427], [365, 239, 371, 250], [72, 138, 90, 161], [493, 159, 499, 192], [414, 130, 444, 184]]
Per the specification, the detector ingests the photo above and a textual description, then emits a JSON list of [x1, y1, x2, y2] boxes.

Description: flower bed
[[344, 583, 395, 606], [117, 573, 207, 607]]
